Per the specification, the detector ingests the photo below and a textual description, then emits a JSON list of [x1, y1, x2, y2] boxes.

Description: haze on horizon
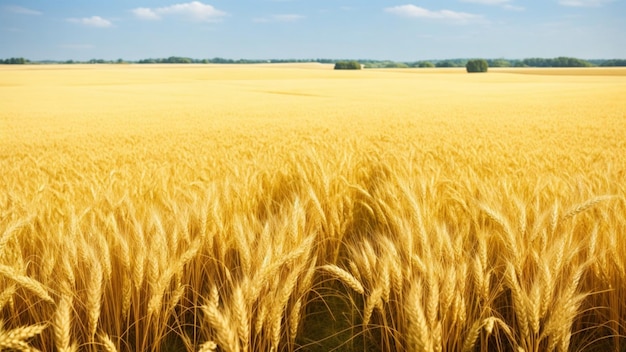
[[0, 0, 624, 62]]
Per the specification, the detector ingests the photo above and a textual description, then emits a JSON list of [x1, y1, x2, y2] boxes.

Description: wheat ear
[[202, 298, 239, 352], [232, 285, 249, 351], [319, 264, 365, 295], [0, 322, 47, 351], [53, 294, 73, 351], [86, 258, 104, 341], [99, 333, 118, 352], [198, 341, 217, 352], [563, 195, 615, 220], [0, 264, 53, 303]]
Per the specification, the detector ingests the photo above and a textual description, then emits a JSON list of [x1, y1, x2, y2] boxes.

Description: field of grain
[[1, 64, 625, 351]]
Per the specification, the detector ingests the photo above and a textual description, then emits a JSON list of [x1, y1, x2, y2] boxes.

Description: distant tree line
[[0, 57, 28, 64], [5, 56, 626, 67], [597, 59, 626, 67], [366, 57, 626, 69], [136, 57, 340, 64], [520, 57, 592, 67]]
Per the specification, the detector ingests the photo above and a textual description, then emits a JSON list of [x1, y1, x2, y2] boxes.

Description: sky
[[1, 0, 624, 61]]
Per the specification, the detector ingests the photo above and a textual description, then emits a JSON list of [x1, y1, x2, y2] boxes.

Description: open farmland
[[1, 64, 625, 351]]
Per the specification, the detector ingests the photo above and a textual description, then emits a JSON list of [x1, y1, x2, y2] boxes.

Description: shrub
[[334, 61, 362, 70], [466, 59, 488, 73]]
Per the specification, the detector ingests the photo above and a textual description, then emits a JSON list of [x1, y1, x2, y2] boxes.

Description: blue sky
[[1, 0, 624, 61]]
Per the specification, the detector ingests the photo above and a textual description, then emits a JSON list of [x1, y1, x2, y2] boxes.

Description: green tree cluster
[[436, 60, 457, 68], [466, 59, 488, 73], [138, 56, 194, 64], [599, 59, 626, 67], [487, 59, 511, 67], [416, 61, 435, 68], [1, 57, 27, 64], [522, 57, 592, 67], [88, 59, 110, 64], [334, 61, 362, 70]]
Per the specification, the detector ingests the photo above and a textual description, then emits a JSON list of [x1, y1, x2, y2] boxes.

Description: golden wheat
[[0, 64, 624, 351]]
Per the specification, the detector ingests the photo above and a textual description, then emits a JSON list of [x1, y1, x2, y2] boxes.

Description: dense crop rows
[[1, 65, 625, 351]]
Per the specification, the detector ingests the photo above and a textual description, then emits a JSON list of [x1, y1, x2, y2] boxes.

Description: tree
[[334, 61, 362, 70], [417, 61, 435, 68], [466, 59, 488, 73]]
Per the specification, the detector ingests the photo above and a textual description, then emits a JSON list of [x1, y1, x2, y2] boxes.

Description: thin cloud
[[558, 0, 613, 6], [503, 4, 525, 11], [4, 5, 42, 15], [385, 4, 481, 23], [459, 0, 524, 11], [460, 0, 509, 4], [253, 14, 305, 23], [67, 16, 113, 28], [132, 2, 227, 22]]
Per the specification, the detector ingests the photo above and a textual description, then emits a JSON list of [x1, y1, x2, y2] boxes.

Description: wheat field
[[1, 64, 625, 351]]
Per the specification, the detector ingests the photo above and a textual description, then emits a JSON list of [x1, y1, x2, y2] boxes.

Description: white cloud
[[385, 5, 481, 23], [4, 5, 42, 15], [67, 16, 113, 28], [132, 2, 227, 22], [132, 8, 160, 20], [558, 0, 613, 6], [253, 14, 305, 23]]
